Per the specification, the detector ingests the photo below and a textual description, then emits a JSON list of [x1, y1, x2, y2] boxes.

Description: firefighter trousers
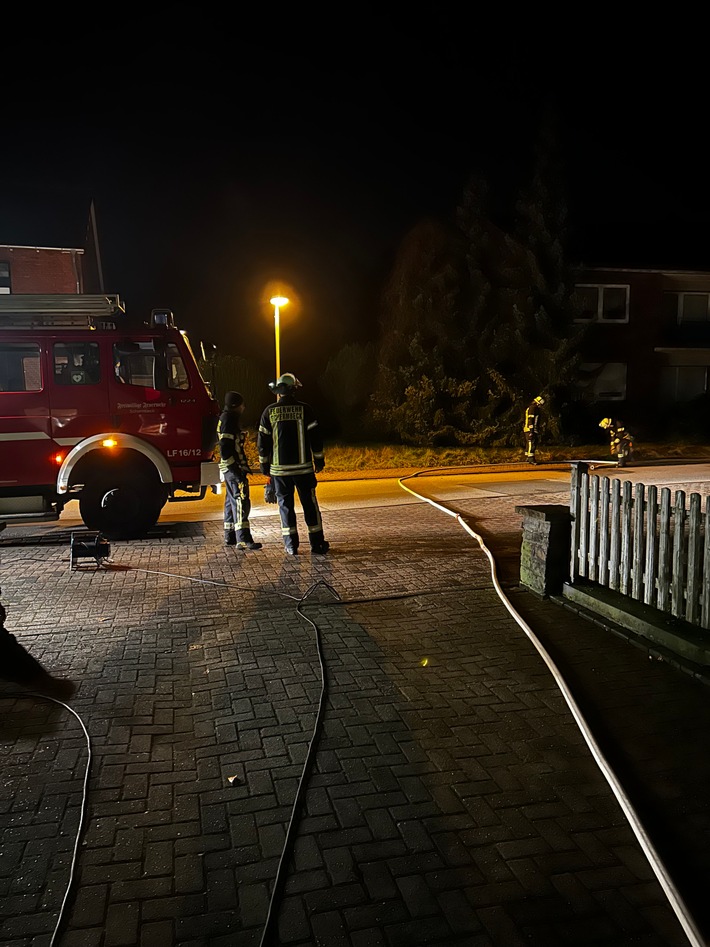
[[272, 473, 325, 552], [524, 431, 538, 461], [223, 468, 253, 542]]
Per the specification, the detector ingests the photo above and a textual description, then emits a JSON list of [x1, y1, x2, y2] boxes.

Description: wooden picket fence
[[569, 462, 710, 630]]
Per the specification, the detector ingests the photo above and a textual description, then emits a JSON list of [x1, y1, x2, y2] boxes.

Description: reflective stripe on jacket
[[217, 409, 250, 476], [524, 404, 540, 434], [257, 396, 324, 477]]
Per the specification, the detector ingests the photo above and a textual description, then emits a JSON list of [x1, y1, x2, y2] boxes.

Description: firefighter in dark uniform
[[257, 373, 329, 556], [599, 417, 633, 467], [523, 395, 545, 464], [218, 391, 262, 549]]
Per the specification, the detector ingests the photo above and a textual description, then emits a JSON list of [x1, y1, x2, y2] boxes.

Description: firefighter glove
[[314, 458, 325, 473], [264, 479, 277, 504]]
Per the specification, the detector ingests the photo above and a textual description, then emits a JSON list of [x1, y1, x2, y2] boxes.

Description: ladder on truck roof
[[0, 294, 125, 328]]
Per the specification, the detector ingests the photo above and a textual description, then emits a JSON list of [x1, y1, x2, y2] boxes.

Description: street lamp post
[[270, 296, 289, 380]]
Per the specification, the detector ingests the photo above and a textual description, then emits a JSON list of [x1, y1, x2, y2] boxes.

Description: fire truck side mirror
[[116, 340, 140, 355]]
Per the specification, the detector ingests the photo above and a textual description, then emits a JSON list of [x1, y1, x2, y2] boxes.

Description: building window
[[0, 261, 10, 294], [573, 284, 630, 323], [577, 362, 627, 401], [663, 291, 710, 324], [660, 366, 707, 402]]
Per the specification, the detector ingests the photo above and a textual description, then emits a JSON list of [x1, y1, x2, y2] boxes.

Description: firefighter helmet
[[599, 417, 612, 430], [533, 395, 545, 406], [224, 391, 244, 409], [269, 373, 302, 394]]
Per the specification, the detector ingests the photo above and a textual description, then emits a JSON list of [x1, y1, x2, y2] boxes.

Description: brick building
[[0, 193, 103, 297], [572, 266, 710, 438], [0, 245, 86, 294]]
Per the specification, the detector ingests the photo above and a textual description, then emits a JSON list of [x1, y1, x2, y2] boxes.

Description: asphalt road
[[27, 461, 710, 533]]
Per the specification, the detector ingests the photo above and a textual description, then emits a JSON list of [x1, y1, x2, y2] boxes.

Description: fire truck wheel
[[79, 471, 164, 539]]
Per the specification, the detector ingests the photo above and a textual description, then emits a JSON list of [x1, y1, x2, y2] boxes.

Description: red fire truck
[[0, 294, 220, 538]]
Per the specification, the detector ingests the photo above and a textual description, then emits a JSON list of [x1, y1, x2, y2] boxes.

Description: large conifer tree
[[369, 217, 480, 444], [370, 112, 582, 446]]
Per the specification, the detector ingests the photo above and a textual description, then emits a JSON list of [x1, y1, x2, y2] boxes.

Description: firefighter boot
[[237, 534, 262, 550], [310, 532, 330, 555]]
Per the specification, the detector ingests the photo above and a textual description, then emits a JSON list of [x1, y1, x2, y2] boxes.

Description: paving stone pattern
[[0, 494, 695, 947]]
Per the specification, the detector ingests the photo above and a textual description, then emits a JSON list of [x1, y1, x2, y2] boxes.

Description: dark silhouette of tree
[[369, 217, 478, 445], [508, 104, 585, 440], [370, 112, 583, 447]]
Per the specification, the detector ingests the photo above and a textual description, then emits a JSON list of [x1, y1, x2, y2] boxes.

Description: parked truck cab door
[[109, 335, 212, 467], [48, 338, 110, 458]]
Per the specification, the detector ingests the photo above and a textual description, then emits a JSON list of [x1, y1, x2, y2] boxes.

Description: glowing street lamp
[[270, 295, 289, 380]]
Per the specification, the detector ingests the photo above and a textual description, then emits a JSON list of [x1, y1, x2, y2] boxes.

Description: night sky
[[2, 18, 709, 391]]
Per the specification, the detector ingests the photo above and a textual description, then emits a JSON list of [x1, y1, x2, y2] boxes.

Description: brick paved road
[[0, 491, 697, 946]]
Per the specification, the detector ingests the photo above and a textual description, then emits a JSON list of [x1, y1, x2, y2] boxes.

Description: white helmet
[[269, 372, 302, 394]]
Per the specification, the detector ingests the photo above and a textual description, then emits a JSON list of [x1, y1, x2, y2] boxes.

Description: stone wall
[[515, 504, 572, 597]]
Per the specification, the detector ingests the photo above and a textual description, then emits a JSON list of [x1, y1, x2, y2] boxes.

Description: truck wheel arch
[[57, 434, 172, 494]]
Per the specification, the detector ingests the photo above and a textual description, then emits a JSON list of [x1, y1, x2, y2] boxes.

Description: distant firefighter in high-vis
[[599, 417, 634, 467], [523, 395, 545, 464]]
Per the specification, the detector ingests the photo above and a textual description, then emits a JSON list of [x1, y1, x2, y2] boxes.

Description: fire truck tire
[[79, 470, 165, 539]]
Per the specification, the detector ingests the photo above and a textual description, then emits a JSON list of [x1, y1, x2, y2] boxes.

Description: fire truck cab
[[0, 294, 220, 538]]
